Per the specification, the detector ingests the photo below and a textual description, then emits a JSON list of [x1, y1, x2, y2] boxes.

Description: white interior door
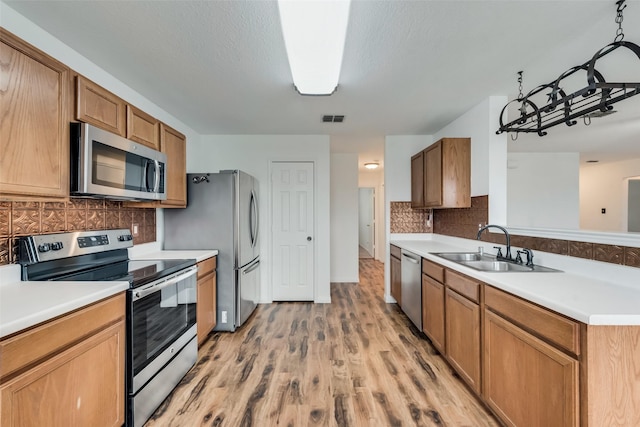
[[271, 162, 315, 301], [358, 188, 375, 257]]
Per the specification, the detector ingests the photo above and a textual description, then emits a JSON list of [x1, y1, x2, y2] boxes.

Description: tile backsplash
[[431, 195, 639, 269], [0, 199, 156, 265], [390, 202, 432, 233]]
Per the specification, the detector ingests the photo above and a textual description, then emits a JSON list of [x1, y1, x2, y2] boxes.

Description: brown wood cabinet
[[160, 123, 187, 207], [446, 287, 481, 393], [421, 273, 445, 353], [127, 105, 159, 149], [76, 75, 126, 136], [0, 29, 70, 200], [410, 138, 471, 209], [197, 256, 217, 345], [390, 245, 402, 304], [484, 310, 579, 427], [0, 293, 126, 427]]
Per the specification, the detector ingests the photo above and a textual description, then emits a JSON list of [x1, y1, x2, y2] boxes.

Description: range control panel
[[77, 235, 110, 248], [18, 229, 134, 264]]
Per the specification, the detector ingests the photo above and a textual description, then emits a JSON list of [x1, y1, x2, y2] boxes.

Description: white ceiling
[[5, 0, 640, 167]]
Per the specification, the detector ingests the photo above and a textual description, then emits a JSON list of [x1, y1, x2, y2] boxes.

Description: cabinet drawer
[[422, 259, 444, 283], [485, 286, 580, 356], [445, 269, 480, 303], [197, 256, 217, 278], [0, 293, 125, 381], [390, 245, 401, 259]]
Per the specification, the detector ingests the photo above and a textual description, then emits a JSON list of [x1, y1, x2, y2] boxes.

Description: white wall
[[434, 96, 508, 224], [580, 158, 640, 232], [330, 154, 359, 282], [507, 153, 580, 229], [189, 135, 331, 303], [359, 169, 385, 262]]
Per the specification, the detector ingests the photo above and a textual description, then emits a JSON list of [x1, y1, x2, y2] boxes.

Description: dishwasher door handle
[[402, 253, 420, 264]]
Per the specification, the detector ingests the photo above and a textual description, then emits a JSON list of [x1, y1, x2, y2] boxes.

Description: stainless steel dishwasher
[[400, 249, 422, 330]]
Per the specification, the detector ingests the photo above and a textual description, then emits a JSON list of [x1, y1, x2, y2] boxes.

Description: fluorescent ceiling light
[[277, 0, 351, 95], [364, 163, 379, 169]]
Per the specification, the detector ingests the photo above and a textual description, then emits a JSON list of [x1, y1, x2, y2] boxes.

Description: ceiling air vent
[[322, 115, 345, 123]]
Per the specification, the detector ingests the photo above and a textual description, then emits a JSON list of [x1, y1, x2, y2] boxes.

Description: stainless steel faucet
[[476, 224, 512, 261]]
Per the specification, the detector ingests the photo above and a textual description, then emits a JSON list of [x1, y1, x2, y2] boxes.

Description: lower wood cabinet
[[484, 310, 579, 427], [445, 288, 481, 393], [0, 293, 125, 427], [421, 274, 445, 353], [390, 245, 402, 304], [197, 256, 217, 345]]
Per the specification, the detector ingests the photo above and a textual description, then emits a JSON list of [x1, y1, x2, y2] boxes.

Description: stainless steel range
[[18, 229, 198, 427]]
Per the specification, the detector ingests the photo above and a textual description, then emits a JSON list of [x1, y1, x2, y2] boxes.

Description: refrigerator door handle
[[242, 258, 260, 275], [249, 190, 259, 248]]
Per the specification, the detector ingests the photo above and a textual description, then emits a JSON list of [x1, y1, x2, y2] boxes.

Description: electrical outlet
[[132, 223, 139, 236], [221, 311, 227, 323]]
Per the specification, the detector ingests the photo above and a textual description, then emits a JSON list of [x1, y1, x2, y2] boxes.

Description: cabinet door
[[390, 255, 401, 304], [422, 274, 445, 353], [410, 151, 425, 208], [424, 142, 443, 207], [446, 288, 481, 393], [197, 271, 216, 345], [160, 123, 187, 207], [126, 105, 159, 149], [0, 30, 69, 199], [484, 310, 579, 427], [76, 75, 126, 136], [0, 321, 125, 427]]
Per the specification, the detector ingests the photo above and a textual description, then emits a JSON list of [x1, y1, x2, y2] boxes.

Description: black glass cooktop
[[51, 258, 196, 288]]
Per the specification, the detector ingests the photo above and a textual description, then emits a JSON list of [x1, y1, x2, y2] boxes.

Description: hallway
[[145, 259, 498, 426]]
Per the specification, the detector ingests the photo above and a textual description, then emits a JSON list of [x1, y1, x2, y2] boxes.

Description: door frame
[[269, 160, 317, 302]]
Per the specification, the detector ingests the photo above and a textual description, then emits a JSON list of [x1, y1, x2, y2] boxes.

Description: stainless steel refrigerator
[[164, 170, 259, 332]]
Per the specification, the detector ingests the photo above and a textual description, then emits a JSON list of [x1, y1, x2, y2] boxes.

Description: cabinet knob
[[307, 236, 312, 241]]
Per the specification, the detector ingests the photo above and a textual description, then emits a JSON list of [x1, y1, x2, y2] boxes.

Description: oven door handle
[[132, 267, 197, 301]]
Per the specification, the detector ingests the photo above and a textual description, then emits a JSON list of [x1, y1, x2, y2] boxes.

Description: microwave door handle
[[153, 160, 161, 193], [143, 160, 152, 192]]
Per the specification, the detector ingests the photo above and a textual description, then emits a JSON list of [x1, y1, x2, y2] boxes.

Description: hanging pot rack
[[497, 0, 640, 137]]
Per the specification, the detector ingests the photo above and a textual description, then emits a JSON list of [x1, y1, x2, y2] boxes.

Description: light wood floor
[[145, 259, 499, 427]]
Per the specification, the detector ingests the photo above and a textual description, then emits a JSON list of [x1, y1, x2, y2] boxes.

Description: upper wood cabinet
[[160, 123, 187, 207], [76, 75, 126, 136], [0, 29, 70, 200], [127, 105, 160, 150], [411, 137, 471, 209]]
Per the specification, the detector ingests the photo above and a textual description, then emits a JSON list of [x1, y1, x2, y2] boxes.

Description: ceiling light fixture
[[364, 163, 379, 169], [277, 0, 351, 96], [497, 0, 640, 138]]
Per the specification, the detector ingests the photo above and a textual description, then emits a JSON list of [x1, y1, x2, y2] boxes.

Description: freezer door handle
[[242, 259, 260, 275]]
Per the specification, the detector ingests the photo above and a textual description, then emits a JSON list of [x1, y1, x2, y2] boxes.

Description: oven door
[[71, 122, 167, 201], [128, 266, 197, 393]]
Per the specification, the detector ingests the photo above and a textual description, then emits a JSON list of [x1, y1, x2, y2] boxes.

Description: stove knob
[[51, 242, 64, 251], [119, 235, 133, 242], [38, 243, 51, 253]]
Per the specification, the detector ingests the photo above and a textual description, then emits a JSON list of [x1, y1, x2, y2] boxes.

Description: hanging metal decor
[[497, 0, 640, 137]]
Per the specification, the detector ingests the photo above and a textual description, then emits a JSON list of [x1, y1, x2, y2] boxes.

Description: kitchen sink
[[432, 252, 486, 262], [432, 252, 561, 273]]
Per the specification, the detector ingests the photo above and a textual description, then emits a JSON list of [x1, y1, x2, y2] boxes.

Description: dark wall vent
[[322, 115, 345, 123]]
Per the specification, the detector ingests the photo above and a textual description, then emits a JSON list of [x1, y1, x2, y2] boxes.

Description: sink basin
[[432, 252, 486, 262], [460, 260, 534, 272], [432, 252, 561, 273]]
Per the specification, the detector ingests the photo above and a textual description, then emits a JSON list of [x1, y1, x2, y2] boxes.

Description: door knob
[[307, 236, 312, 241]]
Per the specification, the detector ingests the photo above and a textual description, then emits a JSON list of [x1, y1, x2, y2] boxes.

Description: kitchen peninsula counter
[[0, 264, 128, 338], [391, 234, 640, 325]]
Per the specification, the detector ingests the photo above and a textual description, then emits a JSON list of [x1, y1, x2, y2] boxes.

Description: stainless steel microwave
[[71, 122, 167, 201]]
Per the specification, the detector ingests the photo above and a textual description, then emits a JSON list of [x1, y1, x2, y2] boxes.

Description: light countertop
[[0, 264, 128, 338], [128, 243, 217, 263], [391, 236, 640, 326]]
